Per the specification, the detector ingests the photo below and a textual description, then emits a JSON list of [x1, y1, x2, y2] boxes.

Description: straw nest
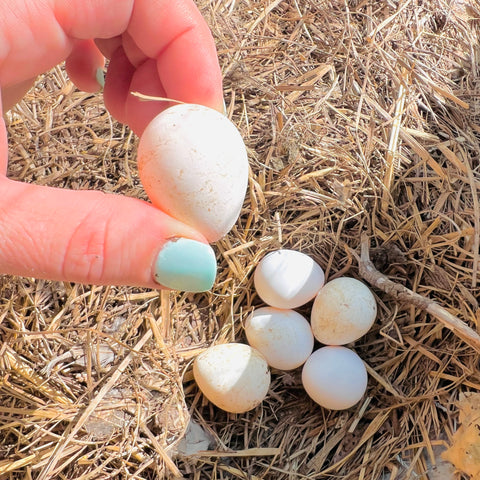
[[1, 0, 480, 478]]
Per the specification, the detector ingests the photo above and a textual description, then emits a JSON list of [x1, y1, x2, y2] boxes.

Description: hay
[[1, 0, 480, 478]]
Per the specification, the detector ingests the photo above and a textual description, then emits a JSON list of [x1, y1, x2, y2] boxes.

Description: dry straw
[[1, 0, 480, 478]]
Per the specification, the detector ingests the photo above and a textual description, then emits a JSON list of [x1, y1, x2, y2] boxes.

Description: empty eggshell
[[137, 104, 249, 242], [311, 277, 377, 345], [302, 346, 368, 410], [254, 250, 325, 309], [193, 343, 270, 413], [245, 307, 314, 370]]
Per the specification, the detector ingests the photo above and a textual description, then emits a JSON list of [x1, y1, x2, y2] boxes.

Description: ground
[[1, 1, 480, 479]]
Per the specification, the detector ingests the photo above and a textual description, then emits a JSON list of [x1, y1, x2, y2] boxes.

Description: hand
[[0, 0, 223, 292]]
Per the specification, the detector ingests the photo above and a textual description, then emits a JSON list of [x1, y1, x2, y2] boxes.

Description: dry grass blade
[[194, 447, 281, 457], [381, 74, 406, 212], [2, 346, 72, 405], [130, 92, 186, 104]]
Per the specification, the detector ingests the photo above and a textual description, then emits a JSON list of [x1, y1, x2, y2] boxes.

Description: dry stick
[[351, 235, 480, 354]]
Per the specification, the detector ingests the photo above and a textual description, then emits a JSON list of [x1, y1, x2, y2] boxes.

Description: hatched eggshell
[[245, 307, 314, 370], [254, 249, 325, 309], [137, 104, 249, 242], [311, 277, 377, 345], [193, 343, 270, 413], [302, 346, 368, 410]]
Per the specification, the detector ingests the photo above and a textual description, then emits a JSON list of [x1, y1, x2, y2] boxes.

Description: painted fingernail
[[96, 68, 105, 89], [154, 239, 217, 292]]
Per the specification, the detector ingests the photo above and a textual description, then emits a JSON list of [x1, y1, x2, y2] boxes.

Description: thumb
[[0, 178, 217, 291]]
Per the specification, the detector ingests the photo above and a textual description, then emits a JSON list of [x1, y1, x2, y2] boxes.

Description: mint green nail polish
[[96, 68, 105, 89], [154, 239, 217, 292]]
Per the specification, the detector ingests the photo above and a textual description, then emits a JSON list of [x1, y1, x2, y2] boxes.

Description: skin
[[0, 0, 223, 289]]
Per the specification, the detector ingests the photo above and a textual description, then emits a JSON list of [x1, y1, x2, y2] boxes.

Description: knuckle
[[62, 208, 110, 284]]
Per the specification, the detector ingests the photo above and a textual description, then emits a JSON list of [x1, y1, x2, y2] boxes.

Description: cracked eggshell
[[254, 250, 325, 309], [245, 307, 314, 370], [302, 346, 368, 410], [311, 277, 377, 345], [137, 104, 249, 242], [193, 343, 270, 413]]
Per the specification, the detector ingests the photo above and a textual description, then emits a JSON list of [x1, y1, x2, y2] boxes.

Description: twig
[[351, 234, 480, 354]]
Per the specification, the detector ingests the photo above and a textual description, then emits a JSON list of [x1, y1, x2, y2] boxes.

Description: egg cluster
[[194, 249, 377, 413], [136, 104, 377, 414]]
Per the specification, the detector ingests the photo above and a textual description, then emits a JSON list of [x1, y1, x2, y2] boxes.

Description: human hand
[[0, 0, 224, 292]]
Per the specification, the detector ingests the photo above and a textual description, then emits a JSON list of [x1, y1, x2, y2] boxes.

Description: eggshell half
[[254, 250, 325, 309], [137, 104, 249, 242], [193, 343, 270, 413], [245, 307, 314, 370], [310, 277, 377, 345], [302, 346, 368, 410]]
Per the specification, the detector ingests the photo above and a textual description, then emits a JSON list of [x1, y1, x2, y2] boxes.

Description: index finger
[[127, 0, 223, 111]]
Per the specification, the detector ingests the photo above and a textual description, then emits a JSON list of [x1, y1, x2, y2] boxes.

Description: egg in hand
[[137, 104, 249, 242]]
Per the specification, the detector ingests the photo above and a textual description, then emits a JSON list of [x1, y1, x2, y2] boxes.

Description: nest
[[1, 0, 480, 478]]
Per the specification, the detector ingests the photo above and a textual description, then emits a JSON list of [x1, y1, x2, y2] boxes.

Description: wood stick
[[351, 234, 480, 354]]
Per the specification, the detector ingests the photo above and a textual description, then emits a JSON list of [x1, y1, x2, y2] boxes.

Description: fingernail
[[154, 239, 217, 292], [96, 68, 105, 89]]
